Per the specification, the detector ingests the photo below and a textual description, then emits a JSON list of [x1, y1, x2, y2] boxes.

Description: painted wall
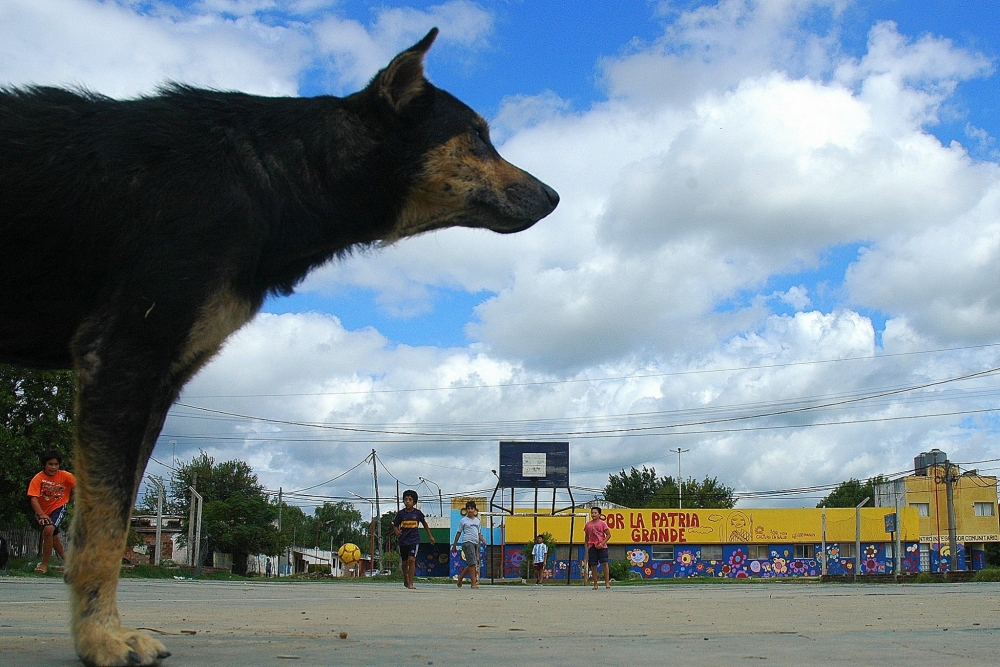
[[501, 542, 924, 579], [506, 507, 921, 545]]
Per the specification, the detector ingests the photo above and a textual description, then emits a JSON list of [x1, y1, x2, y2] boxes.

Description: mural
[[413, 544, 450, 577], [449, 543, 488, 578], [501, 541, 924, 580], [503, 544, 598, 580]]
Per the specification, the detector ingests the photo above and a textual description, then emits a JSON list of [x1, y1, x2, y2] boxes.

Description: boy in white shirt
[[452, 501, 487, 588], [531, 534, 548, 585]]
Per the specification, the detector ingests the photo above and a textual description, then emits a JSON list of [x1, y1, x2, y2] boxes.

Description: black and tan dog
[[0, 29, 557, 666]]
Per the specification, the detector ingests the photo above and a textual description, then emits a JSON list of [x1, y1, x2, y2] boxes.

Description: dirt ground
[[2, 577, 1000, 666]]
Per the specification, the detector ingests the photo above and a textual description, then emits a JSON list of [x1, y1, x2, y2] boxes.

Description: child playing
[[531, 534, 548, 585], [392, 490, 435, 589], [27, 450, 75, 574], [451, 501, 487, 588], [584, 506, 612, 589]]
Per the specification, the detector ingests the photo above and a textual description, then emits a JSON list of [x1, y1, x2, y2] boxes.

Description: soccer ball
[[338, 543, 362, 565]]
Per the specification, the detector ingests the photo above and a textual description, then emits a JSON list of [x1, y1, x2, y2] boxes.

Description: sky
[[4, 0, 1000, 516]]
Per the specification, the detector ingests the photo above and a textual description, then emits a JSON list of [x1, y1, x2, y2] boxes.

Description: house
[[126, 514, 184, 565], [875, 449, 999, 571]]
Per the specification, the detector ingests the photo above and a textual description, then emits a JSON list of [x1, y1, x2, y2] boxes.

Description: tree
[[313, 502, 366, 552], [171, 452, 280, 574], [657, 475, 736, 509], [816, 477, 884, 508], [0, 364, 75, 527], [202, 493, 280, 575], [603, 466, 668, 508], [603, 466, 735, 509]]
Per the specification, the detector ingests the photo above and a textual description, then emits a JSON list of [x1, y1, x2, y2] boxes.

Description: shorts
[[587, 546, 609, 565], [34, 505, 67, 537], [461, 542, 480, 568], [399, 542, 419, 561]]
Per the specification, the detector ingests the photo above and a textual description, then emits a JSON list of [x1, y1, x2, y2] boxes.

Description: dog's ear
[[373, 28, 438, 112]]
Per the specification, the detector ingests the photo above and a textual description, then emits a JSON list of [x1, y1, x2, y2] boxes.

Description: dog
[[0, 28, 557, 666]]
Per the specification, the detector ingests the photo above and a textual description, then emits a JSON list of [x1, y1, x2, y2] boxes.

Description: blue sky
[[263, 0, 1000, 351], [4, 0, 1000, 510]]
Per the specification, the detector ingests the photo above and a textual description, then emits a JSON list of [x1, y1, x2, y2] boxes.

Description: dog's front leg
[[66, 331, 176, 666]]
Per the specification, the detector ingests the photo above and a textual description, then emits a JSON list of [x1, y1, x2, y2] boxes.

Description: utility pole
[[944, 460, 961, 571], [372, 450, 382, 573], [671, 448, 690, 509], [277, 487, 283, 577], [188, 472, 197, 567], [894, 488, 902, 578]]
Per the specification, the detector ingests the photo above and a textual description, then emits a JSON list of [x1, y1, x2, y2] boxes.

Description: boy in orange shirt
[[27, 450, 75, 574]]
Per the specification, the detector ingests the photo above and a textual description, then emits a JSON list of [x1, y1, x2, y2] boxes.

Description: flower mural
[[729, 549, 746, 567], [772, 557, 788, 575], [626, 548, 649, 567]]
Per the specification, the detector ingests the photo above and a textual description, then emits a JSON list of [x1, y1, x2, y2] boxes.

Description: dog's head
[[356, 28, 559, 242]]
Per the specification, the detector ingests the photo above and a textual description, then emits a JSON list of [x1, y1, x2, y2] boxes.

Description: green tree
[[202, 493, 280, 575], [313, 501, 366, 552], [648, 476, 736, 508], [604, 466, 735, 509], [0, 364, 75, 526], [171, 452, 280, 573], [603, 466, 668, 508], [277, 502, 309, 549], [816, 477, 884, 508]]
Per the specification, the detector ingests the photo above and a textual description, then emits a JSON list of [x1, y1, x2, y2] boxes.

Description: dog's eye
[[471, 127, 491, 155]]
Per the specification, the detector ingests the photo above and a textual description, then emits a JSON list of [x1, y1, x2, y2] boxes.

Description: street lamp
[[418, 476, 443, 517]]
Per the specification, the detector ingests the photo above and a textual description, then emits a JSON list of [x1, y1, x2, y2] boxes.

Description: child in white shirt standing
[[531, 534, 548, 585]]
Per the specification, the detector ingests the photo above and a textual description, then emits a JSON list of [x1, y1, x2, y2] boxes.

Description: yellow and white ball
[[338, 543, 362, 565]]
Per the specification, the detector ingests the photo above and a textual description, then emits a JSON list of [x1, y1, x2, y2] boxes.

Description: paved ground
[[2, 577, 1000, 666]]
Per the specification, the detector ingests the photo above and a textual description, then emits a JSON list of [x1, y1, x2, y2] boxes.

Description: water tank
[[913, 449, 947, 475]]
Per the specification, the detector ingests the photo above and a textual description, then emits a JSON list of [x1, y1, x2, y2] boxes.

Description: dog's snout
[[542, 182, 559, 209]]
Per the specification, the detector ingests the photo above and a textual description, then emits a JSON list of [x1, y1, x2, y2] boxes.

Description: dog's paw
[[76, 625, 171, 667]]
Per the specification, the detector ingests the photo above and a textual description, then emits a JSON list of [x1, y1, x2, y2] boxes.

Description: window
[[975, 502, 995, 517], [700, 545, 723, 561], [884, 542, 893, 559], [838, 543, 856, 559], [793, 544, 814, 559], [748, 545, 769, 560], [911, 503, 930, 517], [651, 545, 674, 560], [608, 545, 627, 562]]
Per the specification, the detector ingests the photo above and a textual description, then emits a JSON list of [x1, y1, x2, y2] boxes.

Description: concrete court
[[2, 577, 1000, 666]]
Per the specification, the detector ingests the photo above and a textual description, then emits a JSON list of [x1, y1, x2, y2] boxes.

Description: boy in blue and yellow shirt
[[392, 489, 435, 589]]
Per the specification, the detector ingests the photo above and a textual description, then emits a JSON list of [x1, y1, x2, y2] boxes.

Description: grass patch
[[972, 568, 1000, 582]]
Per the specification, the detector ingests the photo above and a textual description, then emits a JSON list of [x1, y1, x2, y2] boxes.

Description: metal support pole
[[567, 488, 575, 586], [151, 477, 165, 566], [821, 509, 827, 576], [189, 486, 203, 574], [856, 497, 869, 578]]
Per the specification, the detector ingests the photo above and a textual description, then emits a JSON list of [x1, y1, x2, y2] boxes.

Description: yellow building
[[502, 506, 921, 580], [875, 449, 999, 572]]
